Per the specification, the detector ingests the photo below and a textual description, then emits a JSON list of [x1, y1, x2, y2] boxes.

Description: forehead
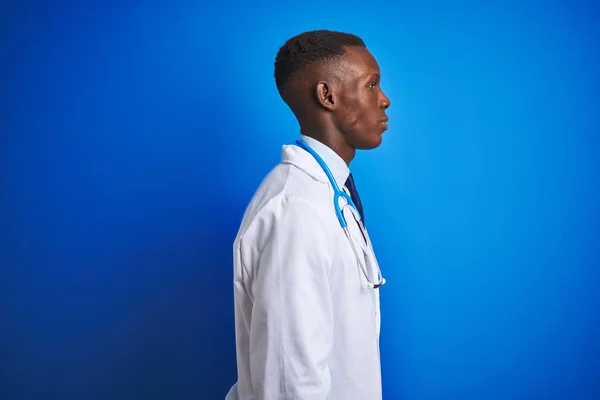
[[339, 46, 380, 77]]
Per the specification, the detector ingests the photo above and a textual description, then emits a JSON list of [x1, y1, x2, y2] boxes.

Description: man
[[225, 30, 391, 399]]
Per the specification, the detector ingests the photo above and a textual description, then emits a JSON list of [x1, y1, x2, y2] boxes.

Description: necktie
[[345, 173, 365, 225]]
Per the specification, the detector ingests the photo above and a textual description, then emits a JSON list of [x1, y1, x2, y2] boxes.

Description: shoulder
[[233, 163, 338, 282], [236, 165, 333, 246], [239, 163, 331, 232]]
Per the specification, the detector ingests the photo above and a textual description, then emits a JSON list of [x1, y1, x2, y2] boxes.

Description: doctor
[[226, 30, 391, 400]]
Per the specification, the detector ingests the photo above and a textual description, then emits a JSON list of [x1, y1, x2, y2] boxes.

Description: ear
[[315, 81, 337, 111]]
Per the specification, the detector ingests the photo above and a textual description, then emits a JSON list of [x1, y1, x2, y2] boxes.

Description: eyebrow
[[363, 72, 380, 82]]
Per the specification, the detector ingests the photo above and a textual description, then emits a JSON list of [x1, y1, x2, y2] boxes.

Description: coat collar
[[281, 134, 350, 190]]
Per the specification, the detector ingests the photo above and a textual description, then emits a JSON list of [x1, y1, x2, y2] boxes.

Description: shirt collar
[[299, 134, 350, 190]]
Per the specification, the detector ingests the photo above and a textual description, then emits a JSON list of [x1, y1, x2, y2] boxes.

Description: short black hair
[[274, 30, 366, 96]]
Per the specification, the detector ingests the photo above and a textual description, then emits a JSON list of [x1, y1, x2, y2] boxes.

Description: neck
[[300, 128, 355, 166]]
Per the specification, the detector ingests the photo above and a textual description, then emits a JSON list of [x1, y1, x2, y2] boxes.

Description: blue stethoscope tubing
[[295, 139, 386, 289]]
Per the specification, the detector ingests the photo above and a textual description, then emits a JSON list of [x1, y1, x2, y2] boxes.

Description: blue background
[[2, 1, 599, 399]]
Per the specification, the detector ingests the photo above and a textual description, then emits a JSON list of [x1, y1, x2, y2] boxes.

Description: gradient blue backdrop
[[2, 1, 599, 399]]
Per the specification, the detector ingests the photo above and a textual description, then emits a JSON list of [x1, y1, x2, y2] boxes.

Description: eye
[[368, 82, 377, 89]]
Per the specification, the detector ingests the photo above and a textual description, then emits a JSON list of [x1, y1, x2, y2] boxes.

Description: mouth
[[380, 116, 389, 131]]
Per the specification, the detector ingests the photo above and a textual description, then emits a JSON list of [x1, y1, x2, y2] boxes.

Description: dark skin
[[284, 46, 391, 165]]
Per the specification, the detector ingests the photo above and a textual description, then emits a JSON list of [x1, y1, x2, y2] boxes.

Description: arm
[[248, 198, 334, 399]]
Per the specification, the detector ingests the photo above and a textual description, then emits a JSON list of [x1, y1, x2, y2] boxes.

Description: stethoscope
[[295, 139, 386, 289]]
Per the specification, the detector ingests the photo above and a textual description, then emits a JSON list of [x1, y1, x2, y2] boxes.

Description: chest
[[325, 203, 382, 332]]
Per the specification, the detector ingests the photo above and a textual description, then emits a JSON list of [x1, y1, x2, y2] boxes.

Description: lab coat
[[225, 135, 382, 400]]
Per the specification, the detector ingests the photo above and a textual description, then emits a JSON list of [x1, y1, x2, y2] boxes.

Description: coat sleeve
[[247, 197, 334, 400]]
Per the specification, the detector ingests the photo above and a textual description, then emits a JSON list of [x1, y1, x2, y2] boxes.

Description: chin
[[356, 133, 383, 150]]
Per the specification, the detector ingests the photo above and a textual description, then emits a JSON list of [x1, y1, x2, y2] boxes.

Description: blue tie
[[345, 173, 365, 225]]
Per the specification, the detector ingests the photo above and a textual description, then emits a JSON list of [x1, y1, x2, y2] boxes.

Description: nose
[[379, 90, 390, 110]]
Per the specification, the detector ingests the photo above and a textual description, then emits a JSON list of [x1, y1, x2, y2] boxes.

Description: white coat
[[225, 135, 383, 400]]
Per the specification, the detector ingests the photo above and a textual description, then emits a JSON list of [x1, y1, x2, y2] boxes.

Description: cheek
[[339, 94, 362, 127], [346, 109, 362, 128], [345, 95, 373, 127]]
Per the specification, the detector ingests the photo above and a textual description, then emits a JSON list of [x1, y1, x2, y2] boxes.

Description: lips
[[380, 119, 388, 132], [380, 116, 389, 131]]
